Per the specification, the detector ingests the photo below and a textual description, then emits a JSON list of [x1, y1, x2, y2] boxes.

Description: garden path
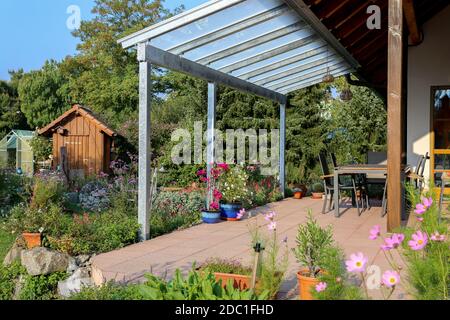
[[92, 197, 408, 300]]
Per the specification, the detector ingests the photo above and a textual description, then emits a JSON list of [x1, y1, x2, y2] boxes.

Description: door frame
[[430, 85, 450, 195]]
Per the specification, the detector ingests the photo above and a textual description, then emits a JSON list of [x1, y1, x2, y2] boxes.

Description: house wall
[[407, 5, 450, 184]]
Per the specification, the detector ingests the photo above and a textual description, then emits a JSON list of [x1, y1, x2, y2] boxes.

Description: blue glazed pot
[[220, 203, 243, 221], [201, 210, 221, 224]]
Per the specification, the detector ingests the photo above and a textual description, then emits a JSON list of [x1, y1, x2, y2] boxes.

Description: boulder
[[57, 267, 93, 298], [67, 256, 78, 274], [21, 247, 69, 276], [75, 254, 91, 267], [3, 242, 23, 266]]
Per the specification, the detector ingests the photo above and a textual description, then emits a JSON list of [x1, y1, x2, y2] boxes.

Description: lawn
[[0, 226, 15, 262]]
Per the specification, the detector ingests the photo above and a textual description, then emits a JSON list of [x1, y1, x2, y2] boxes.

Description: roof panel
[[119, 0, 355, 96]]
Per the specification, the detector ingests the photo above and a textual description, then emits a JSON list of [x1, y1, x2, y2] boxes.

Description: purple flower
[[380, 233, 405, 251], [267, 221, 277, 231], [382, 270, 400, 287], [345, 252, 368, 273], [430, 232, 446, 242], [315, 282, 327, 292], [369, 225, 381, 240]]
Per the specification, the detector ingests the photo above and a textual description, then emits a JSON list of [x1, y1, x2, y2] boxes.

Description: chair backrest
[[330, 153, 338, 168], [419, 152, 429, 177], [318, 152, 332, 185], [414, 155, 425, 175], [368, 151, 387, 165]]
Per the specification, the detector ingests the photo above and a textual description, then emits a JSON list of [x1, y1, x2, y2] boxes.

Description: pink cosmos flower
[[345, 252, 368, 273], [380, 233, 405, 251], [267, 221, 277, 231], [382, 270, 400, 287], [430, 232, 446, 242], [408, 231, 428, 250], [417, 217, 424, 222], [315, 282, 327, 292], [422, 197, 433, 208], [369, 225, 381, 240], [264, 211, 276, 221], [236, 208, 246, 220], [414, 203, 426, 215]]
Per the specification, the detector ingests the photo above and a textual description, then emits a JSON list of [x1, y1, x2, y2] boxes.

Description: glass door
[[431, 86, 450, 195]]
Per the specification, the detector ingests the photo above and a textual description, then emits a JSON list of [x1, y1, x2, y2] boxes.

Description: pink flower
[[315, 282, 327, 292], [264, 211, 276, 221], [217, 163, 229, 171], [209, 201, 219, 211], [382, 270, 400, 287], [267, 221, 277, 231], [430, 232, 446, 242], [408, 231, 428, 250], [345, 252, 368, 273], [414, 203, 426, 215], [417, 217, 424, 222], [197, 169, 206, 176], [213, 189, 222, 201], [422, 197, 433, 208], [369, 225, 381, 240], [380, 233, 405, 251], [236, 208, 246, 220]]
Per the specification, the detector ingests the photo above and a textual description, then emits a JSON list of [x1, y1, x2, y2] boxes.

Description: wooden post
[[387, 0, 403, 231]]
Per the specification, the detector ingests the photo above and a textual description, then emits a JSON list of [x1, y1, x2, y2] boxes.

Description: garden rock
[[57, 267, 93, 298], [67, 256, 78, 274], [75, 254, 91, 266], [3, 242, 23, 266], [21, 247, 69, 276]]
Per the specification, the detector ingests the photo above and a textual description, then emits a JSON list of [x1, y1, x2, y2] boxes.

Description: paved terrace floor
[[92, 197, 408, 300]]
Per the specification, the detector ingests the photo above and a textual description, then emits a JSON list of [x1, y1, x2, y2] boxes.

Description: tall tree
[[17, 61, 69, 129]]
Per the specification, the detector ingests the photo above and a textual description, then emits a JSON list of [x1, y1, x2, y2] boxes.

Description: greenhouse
[[0, 130, 34, 175]]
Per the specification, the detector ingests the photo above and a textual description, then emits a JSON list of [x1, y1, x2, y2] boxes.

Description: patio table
[[333, 164, 411, 217]]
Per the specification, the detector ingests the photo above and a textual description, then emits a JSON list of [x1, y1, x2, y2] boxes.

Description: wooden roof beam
[[403, 0, 421, 45]]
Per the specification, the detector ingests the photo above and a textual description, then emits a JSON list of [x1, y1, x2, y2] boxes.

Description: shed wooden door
[[64, 135, 89, 177]]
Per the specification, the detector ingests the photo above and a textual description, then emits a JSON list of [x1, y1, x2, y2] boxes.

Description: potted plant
[[218, 164, 249, 221], [198, 258, 253, 290], [197, 167, 222, 224], [293, 210, 333, 300], [311, 182, 325, 199], [293, 188, 303, 199]]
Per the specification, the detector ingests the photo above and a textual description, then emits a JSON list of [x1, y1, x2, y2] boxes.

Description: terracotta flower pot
[[213, 272, 252, 290], [294, 191, 303, 199], [296, 268, 321, 300], [311, 192, 324, 200], [22, 232, 41, 249]]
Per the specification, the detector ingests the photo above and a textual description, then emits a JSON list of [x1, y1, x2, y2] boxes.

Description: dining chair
[[318, 152, 362, 215], [330, 152, 369, 211]]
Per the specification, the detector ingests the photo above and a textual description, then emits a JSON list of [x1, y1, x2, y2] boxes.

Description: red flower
[[210, 201, 219, 210], [213, 189, 223, 201], [217, 163, 229, 171], [197, 169, 206, 176]]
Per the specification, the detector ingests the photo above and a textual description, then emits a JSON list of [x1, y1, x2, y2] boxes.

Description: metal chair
[[408, 152, 429, 192], [319, 152, 361, 215], [330, 152, 369, 211]]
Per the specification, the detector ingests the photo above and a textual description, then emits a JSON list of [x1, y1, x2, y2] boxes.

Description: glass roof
[[119, 0, 354, 97]]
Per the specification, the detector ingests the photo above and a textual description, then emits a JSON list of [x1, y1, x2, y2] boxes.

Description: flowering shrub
[[219, 165, 250, 204], [79, 182, 110, 212]]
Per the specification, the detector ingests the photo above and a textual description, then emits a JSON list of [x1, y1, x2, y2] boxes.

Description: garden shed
[[0, 130, 34, 175], [38, 104, 118, 179]]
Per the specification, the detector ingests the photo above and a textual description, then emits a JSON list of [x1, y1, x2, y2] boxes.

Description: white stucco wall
[[407, 5, 450, 183]]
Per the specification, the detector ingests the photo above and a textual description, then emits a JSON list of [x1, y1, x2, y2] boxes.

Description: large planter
[[214, 272, 252, 290], [201, 210, 221, 224], [311, 192, 324, 200], [219, 203, 242, 221], [296, 268, 322, 300], [294, 191, 303, 199], [22, 232, 41, 249]]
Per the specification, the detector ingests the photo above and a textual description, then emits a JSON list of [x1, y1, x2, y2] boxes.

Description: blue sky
[[0, 0, 206, 81]]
